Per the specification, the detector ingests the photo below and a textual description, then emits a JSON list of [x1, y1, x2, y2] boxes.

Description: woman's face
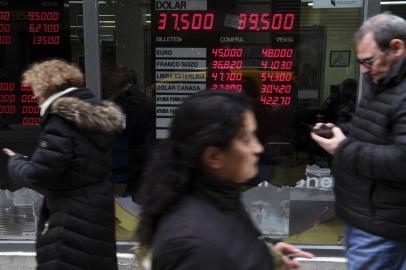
[[211, 110, 264, 183]]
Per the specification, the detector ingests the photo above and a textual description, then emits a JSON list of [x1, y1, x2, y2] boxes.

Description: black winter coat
[[152, 174, 274, 270], [333, 58, 406, 240], [7, 88, 124, 270]]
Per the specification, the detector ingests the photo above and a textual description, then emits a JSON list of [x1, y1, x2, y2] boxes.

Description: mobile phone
[[311, 124, 333, 139]]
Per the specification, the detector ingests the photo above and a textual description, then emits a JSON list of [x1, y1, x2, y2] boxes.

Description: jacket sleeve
[[7, 116, 74, 191], [334, 100, 406, 182], [153, 238, 235, 270]]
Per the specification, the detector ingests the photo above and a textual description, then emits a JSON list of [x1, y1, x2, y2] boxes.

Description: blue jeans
[[345, 224, 406, 270]]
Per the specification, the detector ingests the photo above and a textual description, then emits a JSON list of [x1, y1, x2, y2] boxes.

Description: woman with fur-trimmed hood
[[3, 59, 124, 270]]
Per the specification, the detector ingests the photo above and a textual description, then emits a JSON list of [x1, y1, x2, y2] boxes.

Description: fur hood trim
[[50, 97, 124, 133]]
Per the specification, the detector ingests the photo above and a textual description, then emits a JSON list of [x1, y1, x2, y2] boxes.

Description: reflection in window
[[0, 1, 85, 239]]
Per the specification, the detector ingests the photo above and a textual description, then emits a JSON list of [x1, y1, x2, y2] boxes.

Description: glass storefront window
[[0, 0, 84, 239], [382, 1, 406, 18], [98, 0, 152, 241], [100, 0, 364, 244]]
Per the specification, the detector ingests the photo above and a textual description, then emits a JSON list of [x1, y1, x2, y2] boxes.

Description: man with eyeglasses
[[311, 13, 406, 270]]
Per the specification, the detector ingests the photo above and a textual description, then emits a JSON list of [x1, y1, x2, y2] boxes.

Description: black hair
[[136, 90, 251, 245]]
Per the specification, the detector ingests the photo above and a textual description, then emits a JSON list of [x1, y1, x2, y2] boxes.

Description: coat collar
[[370, 57, 406, 92], [191, 173, 242, 212], [40, 87, 78, 116]]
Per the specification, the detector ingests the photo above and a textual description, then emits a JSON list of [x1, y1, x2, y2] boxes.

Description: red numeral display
[[0, 94, 15, 102], [0, 82, 15, 91], [158, 12, 214, 31], [260, 96, 291, 106], [0, 23, 10, 33], [22, 117, 40, 126], [260, 72, 292, 82], [0, 105, 16, 114], [261, 60, 293, 70], [20, 85, 32, 91], [21, 94, 36, 103], [22, 105, 40, 114], [32, 35, 60, 45], [211, 48, 243, 58], [238, 13, 295, 31], [261, 48, 294, 58], [211, 84, 242, 92], [0, 11, 10, 21], [211, 72, 243, 82], [211, 60, 243, 69], [0, 35, 11, 44], [260, 84, 292, 94], [28, 11, 59, 21], [29, 23, 60, 33]]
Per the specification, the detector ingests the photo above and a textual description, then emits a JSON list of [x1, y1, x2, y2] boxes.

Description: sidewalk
[[0, 253, 347, 270]]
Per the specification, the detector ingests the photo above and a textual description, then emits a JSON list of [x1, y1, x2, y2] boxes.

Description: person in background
[[102, 66, 153, 199], [2, 59, 124, 270], [318, 78, 357, 124], [137, 91, 313, 270], [311, 13, 406, 270]]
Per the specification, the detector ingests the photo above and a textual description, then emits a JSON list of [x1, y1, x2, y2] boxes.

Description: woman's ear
[[201, 146, 224, 170]]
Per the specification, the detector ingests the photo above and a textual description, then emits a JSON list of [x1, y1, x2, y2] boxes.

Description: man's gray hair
[[355, 13, 406, 50]]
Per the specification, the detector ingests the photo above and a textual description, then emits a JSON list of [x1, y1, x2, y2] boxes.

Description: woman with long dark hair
[[137, 91, 313, 270]]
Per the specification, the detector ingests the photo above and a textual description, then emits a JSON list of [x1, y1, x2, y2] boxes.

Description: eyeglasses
[[356, 37, 406, 67], [356, 52, 383, 67]]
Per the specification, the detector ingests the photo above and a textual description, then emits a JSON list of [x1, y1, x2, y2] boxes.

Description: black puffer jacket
[[333, 58, 406, 240], [7, 88, 124, 270], [152, 174, 274, 270]]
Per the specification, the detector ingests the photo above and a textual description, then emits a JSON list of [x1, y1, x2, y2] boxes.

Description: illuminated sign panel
[[152, 0, 300, 149], [0, 0, 70, 127]]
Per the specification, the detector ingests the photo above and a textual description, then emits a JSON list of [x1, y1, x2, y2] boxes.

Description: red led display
[[0, 105, 16, 114], [21, 105, 40, 114], [22, 117, 40, 126], [158, 12, 214, 31], [0, 2, 68, 127], [32, 35, 60, 45], [21, 94, 36, 103], [260, 96, 291, 106], [260, 72, 293, 82], [0, 23, 11, 33], [211, 72, 243, 82], [29, 23, 60, 33], [0, 11, 10, 21], [261, 60, 293, 70], [0, 94, 16, 102], [262, 48, 294, 58], [261, 84, 292, 94], [211, 60, 243, 69], [210, 84, 242, 92], [0, 10, 62, 46], [211, 48, 244, 58], [28, 11, 59, 21], [0, 82, 16, 91], [237, 13, 295, 31], [0, 36, 11, 45]]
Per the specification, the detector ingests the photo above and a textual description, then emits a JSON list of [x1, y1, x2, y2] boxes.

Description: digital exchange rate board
[[152, 0, 300, 151], [0, 0, 70, 127]]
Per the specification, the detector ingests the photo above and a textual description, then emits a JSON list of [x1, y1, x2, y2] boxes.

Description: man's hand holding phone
[[311, 123, 346, 154]]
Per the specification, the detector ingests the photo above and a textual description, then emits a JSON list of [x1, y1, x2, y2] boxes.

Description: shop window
[[0, 0, 85, 239]]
